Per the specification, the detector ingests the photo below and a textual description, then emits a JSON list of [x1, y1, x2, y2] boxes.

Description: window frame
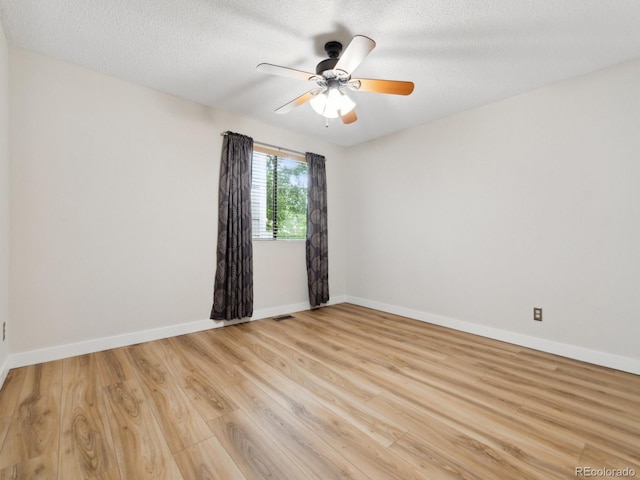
[[251, 145, 308, 241]]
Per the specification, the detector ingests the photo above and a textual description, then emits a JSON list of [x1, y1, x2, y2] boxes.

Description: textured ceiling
[[1, 0, 640, 147]]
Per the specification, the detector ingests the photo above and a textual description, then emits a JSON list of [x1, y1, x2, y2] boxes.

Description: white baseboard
[[252, 302, 310, 321], [0, 355, 9, 391], [347, 296, 640, 375], [7, 295, 349, 370], [19, 292, 633, 378], [252, 295, 347, 319], [8, 318, 220, 369]]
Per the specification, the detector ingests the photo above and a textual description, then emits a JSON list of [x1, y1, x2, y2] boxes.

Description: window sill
[[252, 238, 306, 242]]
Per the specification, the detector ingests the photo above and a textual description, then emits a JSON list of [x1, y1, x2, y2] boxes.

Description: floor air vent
[[272, 314, 294, 321]]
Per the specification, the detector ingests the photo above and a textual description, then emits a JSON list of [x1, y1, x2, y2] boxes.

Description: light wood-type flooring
[[0, 303, 639, 479]]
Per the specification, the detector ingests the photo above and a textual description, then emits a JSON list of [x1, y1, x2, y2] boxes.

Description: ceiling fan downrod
[[316, 41, 343, 75]]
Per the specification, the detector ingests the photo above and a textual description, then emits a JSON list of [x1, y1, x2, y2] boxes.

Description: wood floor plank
[[235, 332, 407, 447], [166, 334, 244, 388], [0, 368, 27, 455], [88, 466, 123, 480], [578, 444, 640, 474], [250, 326, 406, 446], [371, 392, 570, 480], [417, 356, 530, 412], [156, 337, 239, 421], [302, 306, 452, 364], [173, 436, 247, 480], [241, 326, 380, 403], [388, 431, 488, 480], [208, 410, 308, 480], [0, 303, 638, 479], [481, 365, 640, 425], [0, 450, 58, 480], [58, 354, 118, 479], [199, 329, 247, 365], [224, 380, 370, 480], [95, 347, 138, 387], [103, 379, 184, 479], [356, 359, 585, 470], [518, 401, 640, 466], [0, 362, 62, 471], [397, 353, 525, 414], [285, 314, 415, 369], [125, 342, 212, 453], [248, 316, 359, 371], [236, 359, 423, 480]]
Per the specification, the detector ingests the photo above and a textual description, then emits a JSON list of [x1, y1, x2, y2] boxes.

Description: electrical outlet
[[533, 308, 542, 322]]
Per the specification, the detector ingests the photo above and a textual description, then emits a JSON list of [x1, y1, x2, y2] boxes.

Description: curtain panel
[[210, 132, 254, 320], [305, 152, 329, 307]]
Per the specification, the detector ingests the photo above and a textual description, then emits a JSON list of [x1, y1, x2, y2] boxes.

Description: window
[[251, 146, 308, 239]]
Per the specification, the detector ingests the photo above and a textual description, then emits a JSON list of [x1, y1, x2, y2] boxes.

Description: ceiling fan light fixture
[[337, 90, 356, 115], [309, 91, 328, 116], [310, 88, 356, 119], [258, 35, 414, 124]]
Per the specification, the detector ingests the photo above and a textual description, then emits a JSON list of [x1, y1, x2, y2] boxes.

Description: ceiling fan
[[256, 35, 414, 125]]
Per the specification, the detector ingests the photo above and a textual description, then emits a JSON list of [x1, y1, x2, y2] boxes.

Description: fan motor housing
[[316, 58, 339, 75], [316, 40, 343, 74]]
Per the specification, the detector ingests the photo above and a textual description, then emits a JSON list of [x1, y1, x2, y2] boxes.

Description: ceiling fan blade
[[334, 35, 376, 75], [353, 78, 415, 95], [274, 90, 317, 114], [341, 109, 358, 124], [257, 63, 316, 82]]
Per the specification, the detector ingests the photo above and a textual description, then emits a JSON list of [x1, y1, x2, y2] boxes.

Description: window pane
[[251, 151, 272, 239], [251, 150, 307, 240], [275, 157, 307, 239]]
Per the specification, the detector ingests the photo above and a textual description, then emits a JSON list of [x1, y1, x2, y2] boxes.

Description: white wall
[[345, 60, 640, 370], [9, 47, 346, 360], [0, 22, 10, 384]]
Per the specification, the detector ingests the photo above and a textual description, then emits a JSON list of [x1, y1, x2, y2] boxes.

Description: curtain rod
[[220, 131, 306, 158]]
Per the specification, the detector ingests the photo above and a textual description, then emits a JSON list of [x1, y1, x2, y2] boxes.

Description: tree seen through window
[[251, 150, 307, 239]]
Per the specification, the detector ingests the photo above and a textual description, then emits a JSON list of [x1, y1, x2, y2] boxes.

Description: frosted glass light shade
[[337, 91, 356, 114], [310, 92, 330, 116], [310, 88, 356, 118]]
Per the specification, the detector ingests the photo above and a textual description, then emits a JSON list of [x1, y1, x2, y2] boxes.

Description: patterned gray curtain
[[210, 132, 254, 320], [306, 152, 329, 307]]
